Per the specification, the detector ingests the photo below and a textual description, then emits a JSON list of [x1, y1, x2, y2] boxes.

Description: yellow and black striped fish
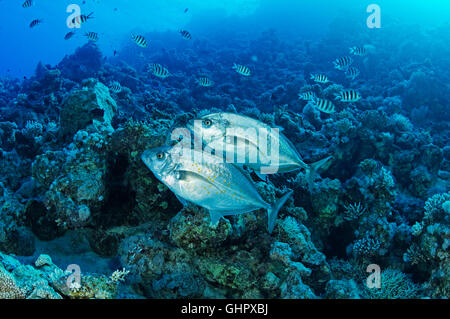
[[349, 46, 367, 56], [22, 0, 33, 8], [345, 67, 360, 80], [298, 91, 317, 101], [313, 99, 335, 114], [149, 63, 170, 78], [179, 30, 192, 40], [131, 34, 147, 48], [333, 56, 353, 70], [310, 74, 329, 84], [29, 19, 42, 28], [85, 31, 99, 42], [335, 90, 361, 102], [233, 63, 251, 76], [109, 81, 122, 93], [197, 77, 214, 87]]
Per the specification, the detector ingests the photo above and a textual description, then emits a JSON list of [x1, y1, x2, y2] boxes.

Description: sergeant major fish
[[310, 74, 329, 84], [85, 31, 99, 42], [64, 31, 76, 40], [131, 34, 147, 48], [29, 19, 42, 28], [71, 12, 94, 27], [335, 90, 361, 102], [298, 91, 317, 101], [109, 81, 122, 93], [312, 98, 335, 114], [233, 64, 251, 76], [197, 77, 214, 87], [180, 30, 192, 40], [142, 146, 293, 233], [190, 112, 332, 192], [22, 0, 33, 8], [333, 56, 353, 70], [345, 67, 360, 80], [149, 63, 170, 78], [349, 46, 367, 57]]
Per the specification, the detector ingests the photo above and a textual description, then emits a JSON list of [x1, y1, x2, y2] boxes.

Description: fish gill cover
[[0, 0, 448, 300]]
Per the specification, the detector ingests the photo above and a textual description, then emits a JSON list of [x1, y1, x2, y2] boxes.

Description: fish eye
[[156, 152, 165, 160], [203, 119, 212, 127]]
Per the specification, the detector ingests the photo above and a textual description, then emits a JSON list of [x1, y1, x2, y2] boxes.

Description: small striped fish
[[198, 77, 214, 87], [298, 91, 317, 101], [149, 63, 170, 78], [22, 0, 33, 8], [29, 19, 42, 28], [179, 30, 192, 40], [71, 12, 94, 27], [333, 56, 353, 70], [132, 34, 147, 48], [109, 81, 122, 93], [85, 31, 99, 42], [349, 46, 367, 56], [335, 90, 361, 102], [313, 99, 335, 114], [233, 63, 251, 76], [64, 31, 76, 40], [345, 67, 360, 80], [310, 74, 329, 84]]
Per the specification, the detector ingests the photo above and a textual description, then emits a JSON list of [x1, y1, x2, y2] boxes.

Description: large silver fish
[[142, 146, 292, 233], [189, 112, 332, 191]]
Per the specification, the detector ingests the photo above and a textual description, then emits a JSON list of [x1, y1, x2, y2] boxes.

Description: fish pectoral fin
[[253, 170, 269, 182], [175, 194, 189, 206], [209, 210, 223, 227]]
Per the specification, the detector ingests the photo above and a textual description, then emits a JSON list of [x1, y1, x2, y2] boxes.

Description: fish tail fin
[[305, 156, 333, 193], [88, 12, 94, 18], [310, 74, 315, 79], [267, 190, 293, 234]]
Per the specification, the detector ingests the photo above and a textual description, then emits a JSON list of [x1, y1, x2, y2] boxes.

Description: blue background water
[[1, 0, 449, 78]]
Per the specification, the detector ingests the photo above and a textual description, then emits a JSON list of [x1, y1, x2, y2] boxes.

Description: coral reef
[[0, 20, 448, 300]]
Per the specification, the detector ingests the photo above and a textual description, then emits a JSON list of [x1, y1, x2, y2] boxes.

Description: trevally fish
[[142, 146, 293, 233], [189, 112, 332, 191]]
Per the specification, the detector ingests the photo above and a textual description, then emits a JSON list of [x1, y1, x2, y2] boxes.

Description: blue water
[[1, 0, 450, 77]]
